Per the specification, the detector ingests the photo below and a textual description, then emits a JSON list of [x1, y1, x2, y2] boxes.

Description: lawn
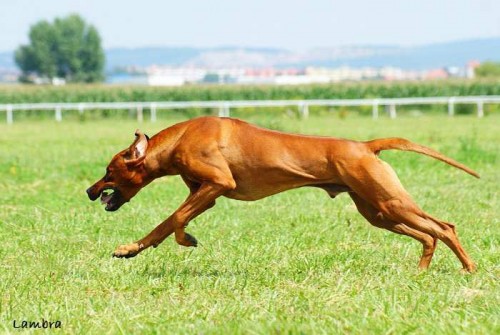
[[0, 112, 498, 334]]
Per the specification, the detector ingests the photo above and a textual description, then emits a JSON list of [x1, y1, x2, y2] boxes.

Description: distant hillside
[[1, 38, 499, 72], [0, 51, 15, 70], [106, 47, 200, 68], [106, 46, 288, 69], [105, 38, 500, 70], [307, 38, 500, 69]]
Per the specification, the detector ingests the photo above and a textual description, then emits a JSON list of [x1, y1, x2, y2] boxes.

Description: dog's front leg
[[112, 182, 230, 258]]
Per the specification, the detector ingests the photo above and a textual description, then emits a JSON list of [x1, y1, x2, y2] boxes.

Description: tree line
[[12, 14, 500, 84], [15, 14, 104, 83]]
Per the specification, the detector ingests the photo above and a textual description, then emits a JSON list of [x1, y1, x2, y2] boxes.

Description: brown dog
[[87, 116, 478, 272]]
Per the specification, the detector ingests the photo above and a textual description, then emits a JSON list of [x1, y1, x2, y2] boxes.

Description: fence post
[[218, 102, 230, 117], [137, 105, 143, 122], [55, 106, 62, 122], [78, 103, 85, 116], [477, 100, 484, 118], [150, 103, 157, 122], [299, 101, 309, 119], [372, 99, 379, 119], [6, 104, 13, 124], [448, 97, 455, 116], [388, 104, 397, 119]]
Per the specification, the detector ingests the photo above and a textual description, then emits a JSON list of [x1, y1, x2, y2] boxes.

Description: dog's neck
[[143, 131, 181, 179]]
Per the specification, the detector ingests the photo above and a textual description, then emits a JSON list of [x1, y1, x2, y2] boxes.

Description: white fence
[[1, 95, 499, 124]]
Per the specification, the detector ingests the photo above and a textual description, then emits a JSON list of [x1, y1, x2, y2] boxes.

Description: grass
[[0, 112, 498, 334]]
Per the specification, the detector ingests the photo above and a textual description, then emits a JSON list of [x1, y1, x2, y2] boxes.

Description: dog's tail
[[365, 138, 480, 178]]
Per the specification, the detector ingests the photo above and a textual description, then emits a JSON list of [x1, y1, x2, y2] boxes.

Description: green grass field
[[0, 113, 498, 334]]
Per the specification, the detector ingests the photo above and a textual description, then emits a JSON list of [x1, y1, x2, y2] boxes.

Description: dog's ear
[[124, 129, 148, 166]]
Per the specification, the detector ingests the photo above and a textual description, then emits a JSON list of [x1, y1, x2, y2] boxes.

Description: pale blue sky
[[0, 0, 499, 52]]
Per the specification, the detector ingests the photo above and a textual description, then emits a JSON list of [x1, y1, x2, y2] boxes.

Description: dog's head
[[86, 129, 151, 211]]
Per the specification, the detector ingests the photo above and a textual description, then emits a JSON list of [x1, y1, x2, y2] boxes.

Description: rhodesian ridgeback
[[86, 116, 478, 272]]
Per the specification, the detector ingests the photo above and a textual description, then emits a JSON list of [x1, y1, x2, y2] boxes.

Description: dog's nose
[[86, 187, 98, 201]]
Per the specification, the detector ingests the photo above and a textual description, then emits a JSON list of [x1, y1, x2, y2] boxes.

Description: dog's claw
[[460, 264, 477, 274], [112, 243, 141, 258], [185, 233, 198, 247]]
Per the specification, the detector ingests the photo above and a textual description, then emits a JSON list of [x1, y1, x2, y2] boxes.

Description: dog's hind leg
[[379, 199, 475, 272], [344, 157, 475, 272], [349, 192, 437, 270]]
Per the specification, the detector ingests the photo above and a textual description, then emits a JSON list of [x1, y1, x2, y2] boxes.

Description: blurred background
[[1, 2, 499, 334], [1, 0, 499, 85]]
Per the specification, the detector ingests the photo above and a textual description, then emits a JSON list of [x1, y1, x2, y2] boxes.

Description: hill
[[1, 38, 499, 72], [105, 38, 500, 70]]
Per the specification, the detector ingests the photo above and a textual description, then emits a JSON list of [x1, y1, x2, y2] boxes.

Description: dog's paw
[[460, 263, 477, 274], [112, 243, 142, 258], [185, 233, 198, 247]]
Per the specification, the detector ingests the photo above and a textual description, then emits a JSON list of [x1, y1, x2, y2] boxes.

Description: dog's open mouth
[[100, 187, 122, 211]]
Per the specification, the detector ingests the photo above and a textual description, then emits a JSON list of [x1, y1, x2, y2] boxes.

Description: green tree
[[475, 61, 500, 78], [15, 14, 105, 83]]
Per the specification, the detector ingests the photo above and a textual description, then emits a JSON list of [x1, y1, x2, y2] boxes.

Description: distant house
[[424, 69, 449, 80], [466, 60, 481, 79]]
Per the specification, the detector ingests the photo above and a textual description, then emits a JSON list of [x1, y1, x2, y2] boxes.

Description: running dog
[[87, 116, 478, 272]]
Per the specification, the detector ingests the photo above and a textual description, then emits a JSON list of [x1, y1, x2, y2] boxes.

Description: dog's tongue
[[101, 192, 113, 204]]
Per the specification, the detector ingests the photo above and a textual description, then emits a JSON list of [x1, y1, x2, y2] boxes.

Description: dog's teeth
[[101, 193, 111, 204]]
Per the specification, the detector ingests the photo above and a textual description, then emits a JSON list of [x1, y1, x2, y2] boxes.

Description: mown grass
[[0, 113, 498, 334]]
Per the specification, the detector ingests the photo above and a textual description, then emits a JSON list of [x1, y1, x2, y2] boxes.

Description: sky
[[0, 0, 499, 52]]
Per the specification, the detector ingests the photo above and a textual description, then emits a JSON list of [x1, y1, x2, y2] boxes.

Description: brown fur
[[87, 116, 478, 272]]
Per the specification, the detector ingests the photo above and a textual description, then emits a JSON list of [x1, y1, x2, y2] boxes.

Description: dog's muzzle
[[86, 186, 100, 201], [86, 185, 124, 211]]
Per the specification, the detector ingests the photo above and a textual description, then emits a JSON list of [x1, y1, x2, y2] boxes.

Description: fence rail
[[2, 95, 499, 124]]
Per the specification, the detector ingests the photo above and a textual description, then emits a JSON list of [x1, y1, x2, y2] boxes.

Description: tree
[[475, 61, 500, 78], [15, 14, 105, 83]]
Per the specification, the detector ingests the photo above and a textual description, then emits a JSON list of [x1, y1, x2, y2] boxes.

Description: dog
[[87, 116, 478, 272]]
